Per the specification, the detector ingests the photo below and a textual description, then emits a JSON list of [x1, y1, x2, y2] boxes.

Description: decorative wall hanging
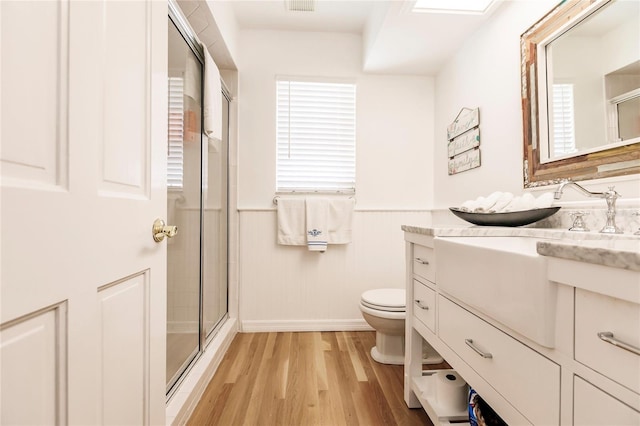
[[447, 107, 481, 175]]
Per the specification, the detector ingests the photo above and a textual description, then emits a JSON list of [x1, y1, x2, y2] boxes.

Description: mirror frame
[[520, 0, 640, 188]]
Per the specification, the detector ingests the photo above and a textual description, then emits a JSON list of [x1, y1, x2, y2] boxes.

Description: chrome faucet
[[553, 180, 622, 234]]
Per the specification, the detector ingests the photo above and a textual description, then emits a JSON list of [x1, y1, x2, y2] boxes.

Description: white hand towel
[[305, 198, 329, 252], [328, 198, 354, 244], [184, 54, 200, 100], [203, 48, 222, 149], [277, 198, 306, 245]]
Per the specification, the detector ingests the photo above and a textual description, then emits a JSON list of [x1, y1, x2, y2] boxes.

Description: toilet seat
[[360, 289, 405, 312]]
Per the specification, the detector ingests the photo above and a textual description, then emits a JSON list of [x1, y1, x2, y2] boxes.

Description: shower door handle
[[153, 218, 178, 242]]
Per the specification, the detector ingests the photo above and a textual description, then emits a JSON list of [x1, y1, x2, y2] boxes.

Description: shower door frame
[[167, 0, 230, 399]]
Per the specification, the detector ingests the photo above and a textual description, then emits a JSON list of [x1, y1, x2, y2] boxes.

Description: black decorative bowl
[[449, 207, 561, 227]]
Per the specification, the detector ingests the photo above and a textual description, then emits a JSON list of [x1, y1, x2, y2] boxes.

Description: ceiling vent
[[285, 0, 315, 12]]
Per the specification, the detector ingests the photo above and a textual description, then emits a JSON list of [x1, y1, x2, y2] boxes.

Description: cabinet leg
[[405, 387, 422, 408]]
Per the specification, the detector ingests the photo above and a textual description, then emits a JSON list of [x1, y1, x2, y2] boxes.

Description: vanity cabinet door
[[413, 244, 435, 283], [574, 376, 640, 425], [575, 288, 640, 395], [439, 295, 560, 426], [413, 279, 435, 332]]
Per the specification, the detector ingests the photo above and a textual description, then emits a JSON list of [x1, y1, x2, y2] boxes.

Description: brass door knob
[[153, 218, 178, 242]]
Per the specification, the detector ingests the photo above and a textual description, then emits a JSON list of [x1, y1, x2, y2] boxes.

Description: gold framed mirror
[[521, 0, 640, 188]]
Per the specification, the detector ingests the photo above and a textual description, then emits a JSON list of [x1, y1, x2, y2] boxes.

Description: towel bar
[[273, 194, 355, 205]]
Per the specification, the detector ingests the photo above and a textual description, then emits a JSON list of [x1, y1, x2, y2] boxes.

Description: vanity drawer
[[413, 244, 435, 283], [413, 279, 435, 332], [575, 288, 640, 395], [573, 376, 640, 425], [439, 296, 560, 426]]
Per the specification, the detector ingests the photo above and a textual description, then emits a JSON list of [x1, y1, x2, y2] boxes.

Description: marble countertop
[[401, 225, 640, 272]]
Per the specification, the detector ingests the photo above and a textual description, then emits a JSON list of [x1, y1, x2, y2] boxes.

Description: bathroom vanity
[[403, 226, 640, 425]]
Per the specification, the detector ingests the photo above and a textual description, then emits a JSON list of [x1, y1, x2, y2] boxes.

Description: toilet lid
[[361, 289, 405, 312]]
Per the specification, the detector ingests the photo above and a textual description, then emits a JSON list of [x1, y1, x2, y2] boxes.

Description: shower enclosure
[[166, 7, 229, 396]]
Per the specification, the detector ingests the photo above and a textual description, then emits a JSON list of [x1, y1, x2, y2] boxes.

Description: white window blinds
[[551, 83, 577, 157], [168, 77, 184, 189], [276, 79, 356, 192]]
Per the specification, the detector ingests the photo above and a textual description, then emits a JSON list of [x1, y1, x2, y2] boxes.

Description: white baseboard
[[166, 318, 238, 426], [240, 318, 374, 332]]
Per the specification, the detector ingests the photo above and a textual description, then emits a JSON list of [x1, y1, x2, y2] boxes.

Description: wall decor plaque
[[448, 107, 481, 175]]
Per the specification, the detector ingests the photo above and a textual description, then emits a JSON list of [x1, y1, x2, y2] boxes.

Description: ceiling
[[231, 0, 375, 34], [229, 0, 504, 75]]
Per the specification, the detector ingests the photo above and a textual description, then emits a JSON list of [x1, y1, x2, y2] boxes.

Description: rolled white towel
[[461, 196, 488, 212], [521, 193, 536, 209], [475, 191, 502, 212], [534, 192, 554, 209], [460, 191, 542, 213], [461, 199, 479, 212], [501, 196, 518, 212], [503, 193, 536, 212], [491, 192, 514, 212]]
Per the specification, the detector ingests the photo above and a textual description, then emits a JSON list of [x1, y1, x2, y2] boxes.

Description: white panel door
[[0, 1, 167, 425]]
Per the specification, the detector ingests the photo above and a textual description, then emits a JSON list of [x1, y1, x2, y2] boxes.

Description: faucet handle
[[569, 211, 590, 232], [606, 186, 620, 196]]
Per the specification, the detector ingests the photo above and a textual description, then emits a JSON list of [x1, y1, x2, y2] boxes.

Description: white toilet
[[360, 288, 442, 365]]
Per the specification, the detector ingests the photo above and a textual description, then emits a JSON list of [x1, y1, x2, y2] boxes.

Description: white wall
[[433, 0, 640, 209], [234, 1, 640, 329], [236, 29, 434, 329], [204, 0, 239, 63], [237, 30, 434, 209], [239, 210, 431, 330], [601, 10, 640, 76]]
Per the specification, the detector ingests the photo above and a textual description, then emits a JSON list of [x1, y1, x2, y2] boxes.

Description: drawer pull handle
[[414, 300, 429, 310], [415, 258, 430, 265], [465, 339, 493, 359], [597, 332, 640, 356]]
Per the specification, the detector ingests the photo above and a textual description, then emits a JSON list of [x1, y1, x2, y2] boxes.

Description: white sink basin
[[434, 236, 557, 348]]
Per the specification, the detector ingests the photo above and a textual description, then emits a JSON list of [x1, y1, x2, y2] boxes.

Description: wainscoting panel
[[239, 210, 430, 331]]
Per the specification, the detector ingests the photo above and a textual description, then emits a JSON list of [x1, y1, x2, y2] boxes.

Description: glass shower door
[[202, 92, 229, 339], [166, 18, 202, 392]]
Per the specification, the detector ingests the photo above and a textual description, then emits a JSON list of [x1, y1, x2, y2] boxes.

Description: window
[[551, 83, 577, 157], [412, 0, 496, 14], [167, 77, 184, 189], [276, 79, 356, 193], [608, 89, 640, 142]]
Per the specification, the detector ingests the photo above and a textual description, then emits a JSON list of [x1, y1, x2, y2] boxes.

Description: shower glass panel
[[202, 92, 229, 338], [166, 7, 230, 397], [166, 18, 203, 392]]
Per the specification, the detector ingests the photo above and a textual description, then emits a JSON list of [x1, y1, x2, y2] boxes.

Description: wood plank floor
[[187, 331, 442, 426]]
